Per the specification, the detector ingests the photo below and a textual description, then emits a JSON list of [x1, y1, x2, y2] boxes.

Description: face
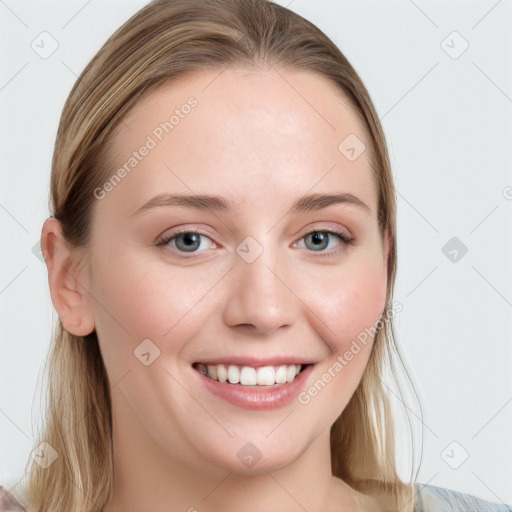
[[78, 68, 389, 475]]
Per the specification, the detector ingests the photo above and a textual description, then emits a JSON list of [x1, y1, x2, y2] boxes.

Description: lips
[[192, 360, 313, 410]]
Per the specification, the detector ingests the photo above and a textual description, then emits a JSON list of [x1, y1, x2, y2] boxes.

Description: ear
[[41, 218, 95, 337]]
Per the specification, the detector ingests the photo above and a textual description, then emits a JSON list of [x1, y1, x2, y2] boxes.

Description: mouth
[[193, 362, 308, 387]]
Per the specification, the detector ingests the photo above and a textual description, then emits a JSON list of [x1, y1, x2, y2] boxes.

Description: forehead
[[103, 68, 377, 217]]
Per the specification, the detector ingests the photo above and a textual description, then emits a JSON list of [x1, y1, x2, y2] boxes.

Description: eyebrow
[[291, 193, 370, 214], [133, 192, 371, 216], [133, 193, 235, 215]]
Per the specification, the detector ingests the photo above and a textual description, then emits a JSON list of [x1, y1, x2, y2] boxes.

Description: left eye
[[296, 230, 347, 252], [158, 231, 214, 253]]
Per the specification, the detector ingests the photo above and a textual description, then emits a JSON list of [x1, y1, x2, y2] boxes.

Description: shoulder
[[0, 486, 26, 512], [415, 483, 512, 512]]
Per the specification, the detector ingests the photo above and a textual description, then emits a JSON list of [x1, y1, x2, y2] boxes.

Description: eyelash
[[155, 227, 355, 259], [294, 228, 354, 259]]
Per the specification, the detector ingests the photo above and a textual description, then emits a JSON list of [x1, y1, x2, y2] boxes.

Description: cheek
[[87, 249, 224, 381], [307, 249, 387, 350], [295, 253, 387, 420], [301, 249, 386, 379]]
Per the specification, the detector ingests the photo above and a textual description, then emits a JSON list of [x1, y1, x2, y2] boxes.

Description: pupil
[[308, 232, 328, 251], [178, 233, 200, 251]]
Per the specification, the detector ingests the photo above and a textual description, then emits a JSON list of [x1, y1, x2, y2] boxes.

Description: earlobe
[[41, 218, 95, 337]]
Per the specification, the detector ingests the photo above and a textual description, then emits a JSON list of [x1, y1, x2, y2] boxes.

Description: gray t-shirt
[[415, 484, 511, 512], [1, 483, 511, 511]]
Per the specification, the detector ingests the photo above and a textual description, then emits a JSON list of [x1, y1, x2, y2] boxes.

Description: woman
[[1, 0, 509, 511]]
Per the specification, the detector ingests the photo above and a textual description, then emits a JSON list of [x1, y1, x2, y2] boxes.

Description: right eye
[[156, 230, 217, 254]]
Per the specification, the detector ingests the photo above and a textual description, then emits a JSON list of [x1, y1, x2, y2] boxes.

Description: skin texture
[[42, 68, 390, 512]]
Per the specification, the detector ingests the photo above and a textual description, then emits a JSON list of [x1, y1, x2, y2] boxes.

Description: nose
[[221, 243, 300, 335]]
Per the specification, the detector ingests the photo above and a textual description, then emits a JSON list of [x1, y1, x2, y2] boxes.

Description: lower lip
[[194, 365, 313, 410]]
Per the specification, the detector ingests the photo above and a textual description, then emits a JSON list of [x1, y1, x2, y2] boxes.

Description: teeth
[[197, 363, 304, 386], [240, 366, 257, 385], [275, 365, 287, 384], [227, 365, 240, 384], [256, 366, 275, 385], [217, 364, 228, 383], [207, 365, 218, 380]]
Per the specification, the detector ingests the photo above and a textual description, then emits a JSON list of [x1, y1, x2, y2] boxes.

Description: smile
[[195, 363, 305, 386]]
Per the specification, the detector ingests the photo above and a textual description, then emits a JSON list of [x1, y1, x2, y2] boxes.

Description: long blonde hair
[[21, 1, 419, 510]]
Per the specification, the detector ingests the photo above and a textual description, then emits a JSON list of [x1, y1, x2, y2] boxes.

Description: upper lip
[[193, 357, 315, 367]]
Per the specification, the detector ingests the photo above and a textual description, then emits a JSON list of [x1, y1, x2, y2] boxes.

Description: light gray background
[[1, 0, 511, 505]]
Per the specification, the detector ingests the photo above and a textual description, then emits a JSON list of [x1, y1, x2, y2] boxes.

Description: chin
[[200, 437, 304, 477]]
